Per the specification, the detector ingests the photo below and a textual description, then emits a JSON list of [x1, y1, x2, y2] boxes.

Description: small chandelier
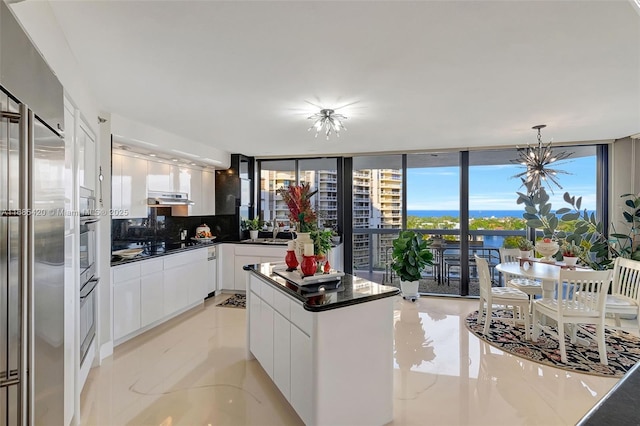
[[308, 109, 347, 140], [511, 124, 571, 195]]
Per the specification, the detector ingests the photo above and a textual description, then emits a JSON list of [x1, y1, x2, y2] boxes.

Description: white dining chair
[[499, 247, 541, 307], [476, 254, 531, 340], [605, 257, 640, 330], [532, 269, 612, 365]]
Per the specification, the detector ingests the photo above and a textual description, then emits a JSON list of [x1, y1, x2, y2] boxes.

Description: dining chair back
[[606, 257, 640, 329], [499, 248, 522, 286], [475, 254, 530, 340], [532, 269, 612, 365]]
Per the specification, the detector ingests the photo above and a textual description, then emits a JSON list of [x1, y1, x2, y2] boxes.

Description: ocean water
[[407, 210, 524, 218]]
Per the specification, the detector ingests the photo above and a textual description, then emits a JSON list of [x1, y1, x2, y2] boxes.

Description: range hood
[[147, 191, 194, 206]]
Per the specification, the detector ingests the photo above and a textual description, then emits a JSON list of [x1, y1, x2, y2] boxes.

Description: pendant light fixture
[[511, 124, 572, 195]]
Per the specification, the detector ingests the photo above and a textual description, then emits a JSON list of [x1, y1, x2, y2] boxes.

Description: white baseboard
[[99, 340, 113, 361]]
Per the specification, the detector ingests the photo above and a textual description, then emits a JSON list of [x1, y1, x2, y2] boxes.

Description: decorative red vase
[[285, 250, 298, 270], [323, 260, 331, 274], [300, 255, 317, 277]]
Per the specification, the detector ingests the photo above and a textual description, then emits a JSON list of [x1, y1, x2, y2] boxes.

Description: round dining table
[[495, 261, 562, 299]]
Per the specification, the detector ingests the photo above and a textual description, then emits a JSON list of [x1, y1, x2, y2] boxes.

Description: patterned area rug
[[465, 310, 640, 377], [216, 294, 246, 309]]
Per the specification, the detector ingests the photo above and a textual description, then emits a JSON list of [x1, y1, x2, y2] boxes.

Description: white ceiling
[[43, 0, 640, 157]]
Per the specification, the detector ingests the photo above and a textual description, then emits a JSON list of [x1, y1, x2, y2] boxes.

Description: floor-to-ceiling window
[[257, 144, 603, 297], [406, 153, 461, 294], [258, 158, 339, 231], [351, 155, 403, 280]]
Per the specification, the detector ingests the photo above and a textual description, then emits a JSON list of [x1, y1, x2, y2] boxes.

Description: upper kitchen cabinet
[[78, 120, 96, 191], [145, 159, 215, 217], [147, 160, 176, 193], [112, 152, 147, 218]]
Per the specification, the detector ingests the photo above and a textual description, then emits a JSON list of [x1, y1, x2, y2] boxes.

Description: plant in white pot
[[516, 237, 534, 259], [245, 218, 261, 240], [391, 231, 434, 301]]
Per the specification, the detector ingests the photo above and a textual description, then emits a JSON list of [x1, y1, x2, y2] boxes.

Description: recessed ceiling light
[[172, 158, 178, 162], [190, 162, 196, 166], [148, 153, 156, 157]]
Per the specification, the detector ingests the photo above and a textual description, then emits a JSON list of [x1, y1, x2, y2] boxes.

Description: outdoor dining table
[[495, 261, 563, 299]]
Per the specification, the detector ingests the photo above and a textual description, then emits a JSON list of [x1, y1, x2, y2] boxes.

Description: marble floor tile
[[81, 294, 637, 425]]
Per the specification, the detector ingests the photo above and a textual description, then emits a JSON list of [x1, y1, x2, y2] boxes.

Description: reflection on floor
[[80, 294, 638, 425]]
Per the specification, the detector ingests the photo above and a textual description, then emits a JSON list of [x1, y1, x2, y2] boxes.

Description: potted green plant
[[560, 240, 582, 267], [516, 237, 534, 259], [311, 229, 333, 259], [391, 231, 434, 301], [245, 217, 261, 240]]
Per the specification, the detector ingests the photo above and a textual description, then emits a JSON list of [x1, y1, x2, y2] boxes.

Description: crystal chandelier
[[308, 109, 347, 140], [511, 124, 572, 194]]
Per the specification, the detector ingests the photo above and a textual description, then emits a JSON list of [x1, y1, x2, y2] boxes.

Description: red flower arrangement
[[277, 183, 318, 233]]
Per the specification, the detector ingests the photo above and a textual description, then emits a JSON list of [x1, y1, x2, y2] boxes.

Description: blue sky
[[406, 156, 597, 211]]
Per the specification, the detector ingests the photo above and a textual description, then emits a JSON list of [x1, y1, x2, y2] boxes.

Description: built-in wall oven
[[79, 187, 99, 362]]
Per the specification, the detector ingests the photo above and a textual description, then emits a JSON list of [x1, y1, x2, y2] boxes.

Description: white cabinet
[[234, 255, 261, 290], [140, 269, 164, 328], [112, 248, 208, 345], [201, 170, 216, 215], [178, 168, 215, 216], [273, 311, 291, 400], [290, 324, 312, 423], [247, 274, 312, 424], [77, 121, 96, 191], [218, 244, 235, 291], [111, 153, 123, 211], [147, 160, 176, 192], [221, 243, 287, 291], [163, 265, 189, 315], [112, 152, 148, 218], [247, 271, 395, 426], [186, 168, 203, 215], [120, 154, 148, 218], [113, 277, 141, 341], [187, 259, 207, 305]]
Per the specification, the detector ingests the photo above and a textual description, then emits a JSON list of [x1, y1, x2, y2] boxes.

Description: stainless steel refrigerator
[[1, 2, 66, 425], [0, 88, 65, 426]]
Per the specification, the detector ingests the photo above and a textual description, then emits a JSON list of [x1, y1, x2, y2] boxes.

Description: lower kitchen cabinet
[[221, 243, 287, 292], [141, 271, 164, 327], [163, 265, 189, 315], [290, 324, 312, 422], [113, 277, 141, 340], [112, 247, 208, 345], [273, 311, 291, 400]]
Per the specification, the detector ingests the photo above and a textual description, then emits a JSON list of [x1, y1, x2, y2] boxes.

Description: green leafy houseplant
[[517, 182, 640, 269], [245, 217, 261, 231], [311, 229, 333, 258], [391, 231, 434, 282], [516, 237, 534, 251], [502, 236, 521, 249], [560, 240, 582, 258]]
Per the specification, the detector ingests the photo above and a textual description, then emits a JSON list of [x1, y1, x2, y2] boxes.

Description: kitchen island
[[245, 263, 400, 426]]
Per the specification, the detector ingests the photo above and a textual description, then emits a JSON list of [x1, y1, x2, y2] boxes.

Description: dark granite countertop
[[577, 361, 640, 426], [110, 240, 218, 266], [111, 238, 342, 266], [244, 262, 400, 312]]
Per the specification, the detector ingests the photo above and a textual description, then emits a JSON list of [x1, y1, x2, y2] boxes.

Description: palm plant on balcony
[[391, 231, 433, 301]]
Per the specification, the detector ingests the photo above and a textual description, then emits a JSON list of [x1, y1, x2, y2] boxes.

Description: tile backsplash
[[112, 210, 237, 251]]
